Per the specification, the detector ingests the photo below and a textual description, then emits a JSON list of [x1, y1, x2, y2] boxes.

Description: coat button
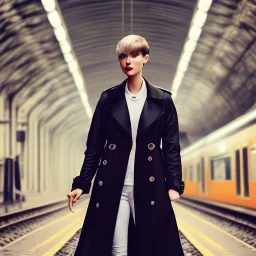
[[96, 202, 99, 208], [149, 176, 155, 182], [98, 181, 103, 186], [151, 201, 155, 205], [148, 143, 155, 150], [109, 144, 116, 150], [148, 156, 152, 161], [103, 160, 107, 165]]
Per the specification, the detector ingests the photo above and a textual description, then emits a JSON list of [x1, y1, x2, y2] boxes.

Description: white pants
[[112, 185, 135, 256]]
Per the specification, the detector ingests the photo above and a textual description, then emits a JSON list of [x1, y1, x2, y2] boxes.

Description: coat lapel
[[137, 97, 164, 137], [105, 76, 165, 139]]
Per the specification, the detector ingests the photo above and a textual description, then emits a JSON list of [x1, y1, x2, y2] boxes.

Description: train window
[[197, 163, 200, 182], [243, 147, 249, 197], [210, 155, 231, 181], [201, 157, 205, 193], [189, 165, 193, 181], [194, 164, 198, 181], [236, 150, 241, 196], [251, 145, 256, 181]]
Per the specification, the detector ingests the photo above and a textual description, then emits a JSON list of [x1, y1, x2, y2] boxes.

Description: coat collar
[[108, 76, 164, 100], [105, 76, 165, 140]]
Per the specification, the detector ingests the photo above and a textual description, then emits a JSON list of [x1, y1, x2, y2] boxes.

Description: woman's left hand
[[168, 189, 180, 201]]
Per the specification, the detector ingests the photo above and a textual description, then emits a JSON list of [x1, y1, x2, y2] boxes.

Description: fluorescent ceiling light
[[188, 25, 202, 41], [172, 75, 183, 90], [41, 0, 92, 118], [41, 0, 55, 12], [198, 0, 213, 12], [54, 26, 66, 41], [59, 40, 71, 54], [68, 60, 78, 73], [73, 72, 84, 88], [181, 53, 192, 62], [181, 107, 256, 157], [178, 59, 189, 72], [47, 10, 61, 27], [64, 53, 73, 62], [171, 0, 213, 99], [184, 39, 197, 53], [193, 9, 207, 28]]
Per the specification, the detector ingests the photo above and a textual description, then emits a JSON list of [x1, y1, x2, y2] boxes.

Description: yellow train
[[181, 108, 256, 209]]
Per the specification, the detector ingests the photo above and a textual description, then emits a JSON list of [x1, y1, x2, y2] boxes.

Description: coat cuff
[[71, 176, 92, 194], [165, 176, 185, 195]]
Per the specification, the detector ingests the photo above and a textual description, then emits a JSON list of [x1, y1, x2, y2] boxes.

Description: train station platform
[[1, 196, 255, 255], [0, 196, 89, 256], [173, 202, 256, 256], [0, 191, 67, 216]]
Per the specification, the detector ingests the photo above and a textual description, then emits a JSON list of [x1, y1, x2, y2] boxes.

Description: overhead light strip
[[181, 107, 256, 157], [41, 0, 92, 118], [171, 0, 213, 100]]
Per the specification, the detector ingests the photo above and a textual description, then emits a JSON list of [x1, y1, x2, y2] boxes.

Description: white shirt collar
[[125, 77, 147, 101]]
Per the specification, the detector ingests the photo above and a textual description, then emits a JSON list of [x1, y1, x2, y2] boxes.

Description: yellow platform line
[[41, 217, 84, 256], [29, 217, 83, 254], [178, 221, 215, 256], [0, 209, 82, 251], [174, 203, 256, 251], [177, 218, 231, 255]]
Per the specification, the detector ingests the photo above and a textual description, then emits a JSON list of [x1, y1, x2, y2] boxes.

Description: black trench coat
[[71, 76, 185, 256]]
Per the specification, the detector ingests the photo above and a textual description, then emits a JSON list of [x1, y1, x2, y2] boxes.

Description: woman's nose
[[126, 56, 131, 63]]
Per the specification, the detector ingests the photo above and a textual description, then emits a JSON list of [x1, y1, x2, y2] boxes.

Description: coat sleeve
[[162, 94, 183, 193], [71, 92, 107, 194]]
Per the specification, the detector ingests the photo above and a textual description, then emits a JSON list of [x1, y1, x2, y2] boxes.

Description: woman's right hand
[[67, 189, 83, 213]]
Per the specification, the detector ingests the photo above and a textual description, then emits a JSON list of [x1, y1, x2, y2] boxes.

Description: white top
[[124, 77, 147, 185]]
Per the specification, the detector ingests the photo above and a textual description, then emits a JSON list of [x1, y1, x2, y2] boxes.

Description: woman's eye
[[119, 54, 127, 59], [132, 53, 138, 57]]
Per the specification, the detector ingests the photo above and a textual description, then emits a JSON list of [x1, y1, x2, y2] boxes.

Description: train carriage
[[181, 108, 256, 209]]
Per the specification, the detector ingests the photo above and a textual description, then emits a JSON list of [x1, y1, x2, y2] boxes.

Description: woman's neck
[[127, 73, 143, 94]]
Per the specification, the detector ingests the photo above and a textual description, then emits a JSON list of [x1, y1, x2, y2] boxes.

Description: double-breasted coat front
[[71, 76, 184, 256]]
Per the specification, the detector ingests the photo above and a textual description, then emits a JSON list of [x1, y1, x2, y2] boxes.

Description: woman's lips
[[125, 67, 133, 71]]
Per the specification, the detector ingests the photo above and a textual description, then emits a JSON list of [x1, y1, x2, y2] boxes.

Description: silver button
[[103, 160, 107, 165], [148, 156, 152, 161], [98, 181, 103, 186], [96, 202, 99, 208], [148, 143, 155, 150], [109, 144, 116, 150], [151, 201, 155, 205], [149, 176, 155, 182]]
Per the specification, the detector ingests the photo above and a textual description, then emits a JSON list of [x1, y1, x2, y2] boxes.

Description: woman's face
[[118, 49, 149, 76]]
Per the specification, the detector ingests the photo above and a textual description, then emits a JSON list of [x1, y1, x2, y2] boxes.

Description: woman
[[67, 35, 185, 256]]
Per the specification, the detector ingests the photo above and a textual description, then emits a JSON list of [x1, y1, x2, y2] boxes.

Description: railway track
[[0, 196, 86, 248]]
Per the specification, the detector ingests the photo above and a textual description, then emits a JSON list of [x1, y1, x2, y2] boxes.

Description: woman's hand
[[67, 189, 83, 213], [168, 189, 180, 201]]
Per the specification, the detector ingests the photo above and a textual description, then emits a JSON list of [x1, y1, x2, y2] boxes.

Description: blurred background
[[0, 0, 255, 255]]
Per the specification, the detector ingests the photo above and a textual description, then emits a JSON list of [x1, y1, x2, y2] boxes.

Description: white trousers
[[112, 185, 136, 256]]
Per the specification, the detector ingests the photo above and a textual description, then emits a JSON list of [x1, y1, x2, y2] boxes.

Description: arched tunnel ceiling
[[177, 0, 256, 140], [1, 0, 255, 149], [57, 0, 197, 105], [57, 0, 198, 147], [0, 0, 88, 146], [58, 0, 256, 143]]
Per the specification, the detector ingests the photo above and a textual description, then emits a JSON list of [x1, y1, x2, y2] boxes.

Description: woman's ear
[[144, 54, 149, 65]]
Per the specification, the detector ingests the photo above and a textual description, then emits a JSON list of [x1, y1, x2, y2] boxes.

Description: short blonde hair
[[116, 35, 149, 58]]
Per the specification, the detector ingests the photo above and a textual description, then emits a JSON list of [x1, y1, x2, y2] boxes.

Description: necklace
[[126, 80, 144, 101]]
